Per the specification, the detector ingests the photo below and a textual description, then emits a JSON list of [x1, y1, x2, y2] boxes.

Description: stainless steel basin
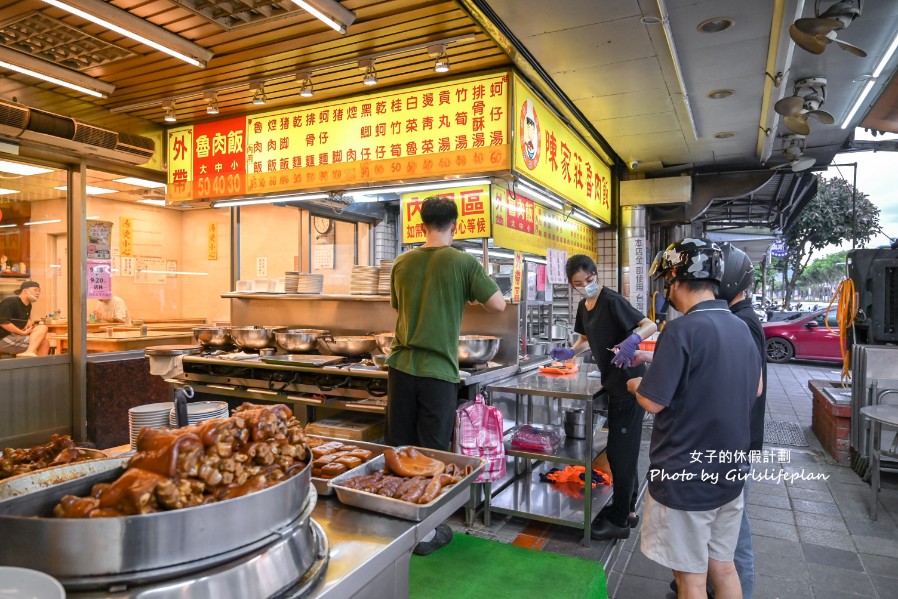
[[458, 335, 500, 366]]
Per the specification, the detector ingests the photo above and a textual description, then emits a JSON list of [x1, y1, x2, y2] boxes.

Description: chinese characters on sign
[[400, 185, 492, 243], [86, 260, 112, 300], [119, 217, 133, 257], [490, 182, 598, 261], [627, 236, 647, 314], [87, 221, 112, 260], [511, 251, 524, 304], [546, 248, 568, 285], [512, 76, 612, 225], [208, 223, 218, 260]]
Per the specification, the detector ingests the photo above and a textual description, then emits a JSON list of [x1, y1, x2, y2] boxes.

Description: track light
[[360, 59, 377, 86], [250, 82, 266, 105], [163, 100, 177, 122], [288, 0, 357, 34], [429, 44, 450, 73], [298, 73, 314, 98], [205, 92, 219, 115]]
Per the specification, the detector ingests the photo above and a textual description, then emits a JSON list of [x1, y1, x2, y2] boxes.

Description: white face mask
[[576, 279, 599, 299]]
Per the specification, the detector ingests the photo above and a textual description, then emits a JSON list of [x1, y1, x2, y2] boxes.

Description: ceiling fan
[[789, 0, 867, 57], [774, 77, 835, 135], [771, 134, 817, 172]]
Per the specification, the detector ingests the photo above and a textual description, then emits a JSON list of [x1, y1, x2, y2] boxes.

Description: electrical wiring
[[826, 277, 857, 384]]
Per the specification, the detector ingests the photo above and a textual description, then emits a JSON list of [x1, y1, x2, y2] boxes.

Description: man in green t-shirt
[[387, 195, 505, 554]]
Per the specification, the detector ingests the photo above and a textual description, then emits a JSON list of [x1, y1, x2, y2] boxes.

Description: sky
[[819, 128, 898, 255]]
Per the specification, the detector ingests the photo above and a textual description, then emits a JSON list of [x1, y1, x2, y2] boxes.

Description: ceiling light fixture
[[38, 0, 213, 67], [707, 89, 734, 99], [0, 46, 115, 98], [345, 178, 492, 196], [24, 219, 62, 226], [697, 17, 734, 33], [360, 59, 377, 86], [713, 131, 736, 138], [515, 180, 565, 211], [568, 207, 605, 229], [205, 92, 220, 115], [115, 177, 166, 188], [250, 82, 267, 105], [137, 198, 166, 206], [429, 44, 450, 73], [212, 193, 331, 208], [0, 188, 18, 195], [54, 185, 116, 194], [656, 0, 699, 140], [298, 73, 314, 98], [840, 29, 898, 129], [288, 0, 357, 34], [0, 160, 53, 176], [163, 100, 177, 123]]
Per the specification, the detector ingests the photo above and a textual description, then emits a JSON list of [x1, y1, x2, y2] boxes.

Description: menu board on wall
[[135, 257, 167, 284], [490, 182, 598, 261], [511, 75, 612, 225], [168, 72, 511, 202], [400, 184, 491, 244]]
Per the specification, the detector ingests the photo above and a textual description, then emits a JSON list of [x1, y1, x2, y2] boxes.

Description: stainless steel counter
[[488, 364, 604, 399]]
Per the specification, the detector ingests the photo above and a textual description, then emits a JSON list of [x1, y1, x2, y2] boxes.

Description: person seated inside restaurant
[[0, 281, 50, 357], [92, 295, 132, 326]]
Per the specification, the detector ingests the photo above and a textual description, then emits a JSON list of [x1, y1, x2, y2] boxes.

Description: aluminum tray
[[328, 446, 484, 521], [307, 435, 387, 496], [0, 455, 123, 500], [0, 457, 312, 583]]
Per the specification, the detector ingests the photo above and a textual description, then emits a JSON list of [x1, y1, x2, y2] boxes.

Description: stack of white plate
[[168, 400, 229, 428], [129, 402, 173, 450], [378, 260, 393, 295], [351, 265, 380, 295]]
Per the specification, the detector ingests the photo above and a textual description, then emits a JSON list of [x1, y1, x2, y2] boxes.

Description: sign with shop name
[[512, 77, 612, 225], [400, 184, 492, 243], [512, 251, 523, 304], [167, 73, 510, 202], [627, 236, 648, 314], [770, 239, 788, 258], [490, 182, 598, 261], [87, 260, 112, 300]]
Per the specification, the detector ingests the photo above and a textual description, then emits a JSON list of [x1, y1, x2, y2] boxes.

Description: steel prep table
[[485, 363, 612, 546]]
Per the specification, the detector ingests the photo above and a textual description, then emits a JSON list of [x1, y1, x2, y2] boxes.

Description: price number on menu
[[87, 260, 112, 300], [195, 173, 244, 198]]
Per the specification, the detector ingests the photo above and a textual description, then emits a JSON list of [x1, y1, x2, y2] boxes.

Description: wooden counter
[[50, 330, 196, 353]]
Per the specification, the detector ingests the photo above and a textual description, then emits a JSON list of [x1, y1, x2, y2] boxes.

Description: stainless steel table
[[859, 404, 898, 521], [486, 365, 611, 546]]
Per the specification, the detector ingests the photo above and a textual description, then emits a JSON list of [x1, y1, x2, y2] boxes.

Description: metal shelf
[[504, 424, 608, 464], [489, 461, 613, 528]]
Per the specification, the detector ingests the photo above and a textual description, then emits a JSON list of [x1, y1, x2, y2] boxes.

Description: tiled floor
[[447, 360, 898, 598]]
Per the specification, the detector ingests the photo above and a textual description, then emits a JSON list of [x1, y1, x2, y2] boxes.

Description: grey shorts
[[640, 490, 744, 573], [0, 334, 29, 354]]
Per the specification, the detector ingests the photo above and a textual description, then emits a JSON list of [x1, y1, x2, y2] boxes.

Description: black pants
[[386, 368, 459, 451], [601, 394, 645, 527]]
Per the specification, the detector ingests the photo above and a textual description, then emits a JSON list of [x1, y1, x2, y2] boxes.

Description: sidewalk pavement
[[609, 360, 898, 599]]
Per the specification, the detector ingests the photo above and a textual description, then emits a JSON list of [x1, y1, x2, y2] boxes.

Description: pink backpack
[[454, 394, 506, 483]]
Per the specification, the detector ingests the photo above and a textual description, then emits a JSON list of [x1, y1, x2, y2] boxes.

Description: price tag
[[87, 260, 112, 300]]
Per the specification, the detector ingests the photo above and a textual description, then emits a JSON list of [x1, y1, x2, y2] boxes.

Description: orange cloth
[[539, 360, 578, 375], [545, 465, 610, 487]]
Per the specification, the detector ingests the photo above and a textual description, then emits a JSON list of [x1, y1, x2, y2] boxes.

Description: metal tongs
[[173, 385, 195, 428]]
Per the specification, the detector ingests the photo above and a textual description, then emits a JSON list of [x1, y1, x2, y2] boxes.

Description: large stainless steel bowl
[[371, 332, 395, 355], [274, 328, 329, 353], [229, 326, 277, 349], [458, 335, 501, 366], [318, 335, 378, 357], [193, 326, 232, 348]]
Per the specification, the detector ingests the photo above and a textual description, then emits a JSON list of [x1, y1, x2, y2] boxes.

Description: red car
[[762, 308, 843, 363]]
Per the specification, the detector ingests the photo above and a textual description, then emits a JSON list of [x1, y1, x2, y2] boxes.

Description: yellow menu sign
[[491, 181, 598, 261], [400, 184, 492, 244], [512, 75, 612, 224]]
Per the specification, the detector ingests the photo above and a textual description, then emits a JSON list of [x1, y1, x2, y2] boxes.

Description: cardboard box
[[306, 413, 384, 442]]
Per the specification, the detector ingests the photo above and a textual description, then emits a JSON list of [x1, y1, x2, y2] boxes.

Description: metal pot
[[193, 326, 232, 348], [563, 408, 586, 439], [274, 328, 329, 353], [371, 332, 395, 355], [371, 353, 389, 370], [525, 339, 552, 356], [458, 335, 501, 366], [228, 326, 278, 349], [318, 335, 378, 357]]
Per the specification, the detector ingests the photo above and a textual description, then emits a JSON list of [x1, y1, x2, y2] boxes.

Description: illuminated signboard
[[400, 184, 492, 244], [490, 181, 598, 261], [167, 73, 511, 201], [511, 75, 612, 224]]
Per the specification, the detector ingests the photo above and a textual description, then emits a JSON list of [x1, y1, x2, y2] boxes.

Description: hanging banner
[[168, 72, 511, 202], [119, 217, 133, 257], [512, 75, 612, 224], [400, 184, 492, 244], [511, 251, 524, 304], [627, 236, 648, 315], [86, 260, 112, 300], [490, 182, 598, 261]]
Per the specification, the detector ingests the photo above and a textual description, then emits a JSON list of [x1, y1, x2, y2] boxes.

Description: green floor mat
[[409, 533, 608, 599]]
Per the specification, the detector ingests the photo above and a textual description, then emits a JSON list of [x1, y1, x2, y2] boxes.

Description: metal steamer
[[0, 458, 327, 598]]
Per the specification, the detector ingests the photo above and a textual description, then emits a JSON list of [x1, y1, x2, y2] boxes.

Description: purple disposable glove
[[611, 333, 642, 368], [551, 347, 576, 361]]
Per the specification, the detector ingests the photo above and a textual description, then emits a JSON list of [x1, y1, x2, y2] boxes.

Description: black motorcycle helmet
[[650, 237, 724, 285], [717, 242, 755, 302]]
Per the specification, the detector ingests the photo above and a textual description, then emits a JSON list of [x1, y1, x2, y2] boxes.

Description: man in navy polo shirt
[[627, 238, 762, 599]]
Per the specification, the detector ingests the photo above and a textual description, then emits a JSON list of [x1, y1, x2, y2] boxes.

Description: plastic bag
[[510, 425, 562, 453]]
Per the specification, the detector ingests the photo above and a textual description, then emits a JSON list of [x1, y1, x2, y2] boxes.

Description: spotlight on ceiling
[[205, 91, 219, 115], [163, 100, 177, 123], [429, 44, 450, 73], [250, 82, 266, 105], [297, 72, 314, 97], [359, 59, 377, 86]]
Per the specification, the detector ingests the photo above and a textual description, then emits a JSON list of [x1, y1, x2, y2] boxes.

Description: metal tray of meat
[[307, 435, 388, 496], [328, 446, 484, 521], [0, 454, 124, 500]]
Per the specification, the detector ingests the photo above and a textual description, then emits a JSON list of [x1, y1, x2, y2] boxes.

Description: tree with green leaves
[[781, 176, 879, 308]]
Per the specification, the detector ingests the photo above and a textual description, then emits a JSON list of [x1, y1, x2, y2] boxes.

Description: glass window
[[826, 310, 839, 329]]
